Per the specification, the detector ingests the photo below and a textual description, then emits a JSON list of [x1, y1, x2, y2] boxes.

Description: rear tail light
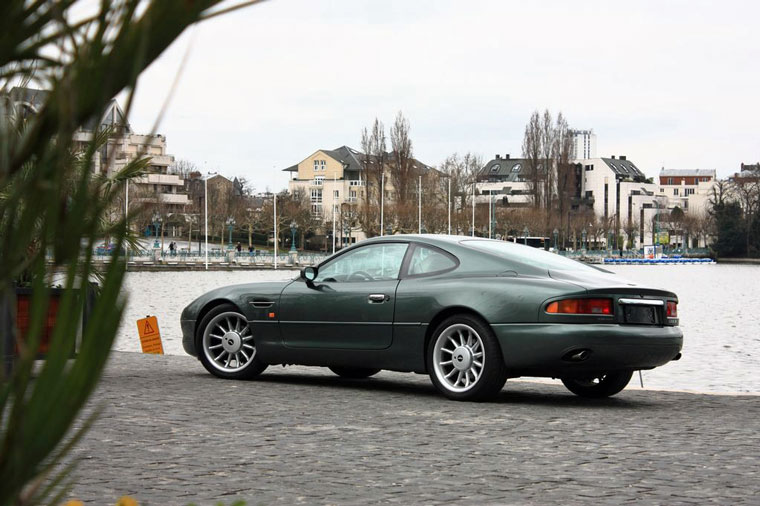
[[666, 301, 678, 318], [546, 298, 613, 315]]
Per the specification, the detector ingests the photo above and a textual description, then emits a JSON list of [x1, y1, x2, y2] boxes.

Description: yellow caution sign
[[136, 315, 164, 354]]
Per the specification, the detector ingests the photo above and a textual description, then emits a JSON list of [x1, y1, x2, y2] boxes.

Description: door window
[[407, 245, 457, 276], [315, 243, 408, 282]]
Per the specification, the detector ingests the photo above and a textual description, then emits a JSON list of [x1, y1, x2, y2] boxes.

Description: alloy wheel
[[202, 311, 256, 373], [432, 323, 485, 393]]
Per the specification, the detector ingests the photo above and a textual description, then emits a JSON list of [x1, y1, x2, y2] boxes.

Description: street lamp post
[[582, 228, 587, 253], [204, 171, 218, 270], [226, 216, 235, 248], [152, 213, 161, 249], [523, 226, 529, 246], [289, 221, 297, 253]]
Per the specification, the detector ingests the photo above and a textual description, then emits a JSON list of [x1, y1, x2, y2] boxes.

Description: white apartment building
[[570, 129, 597, 160], [474, 154, 532, 207], [9, 87, 189, 210], [576, 156, 665, 249], [658, 169, 716, 217]]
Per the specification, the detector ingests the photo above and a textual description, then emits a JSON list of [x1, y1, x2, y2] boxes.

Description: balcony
[[135, 173, 184, 186], [149, 154, 175, 166], [310, 179, 324, 186], [159, 193, 190, 205], [348, 180, 365, 187]]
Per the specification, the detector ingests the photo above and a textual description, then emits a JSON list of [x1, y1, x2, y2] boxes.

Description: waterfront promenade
[[68, 351, 759, 504]]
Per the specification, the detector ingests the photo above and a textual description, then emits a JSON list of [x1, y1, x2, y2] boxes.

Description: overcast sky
[[126, 0, 759, 192]]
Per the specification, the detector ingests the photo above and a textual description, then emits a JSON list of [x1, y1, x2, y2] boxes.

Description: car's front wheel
[[561, 370, 633, 398], [197, 303, 268, 380], [427, 315, 507, 401], [328, 366, 381, 379]]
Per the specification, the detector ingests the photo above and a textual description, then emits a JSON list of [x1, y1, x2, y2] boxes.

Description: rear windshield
[[460, 239, 597, 272]]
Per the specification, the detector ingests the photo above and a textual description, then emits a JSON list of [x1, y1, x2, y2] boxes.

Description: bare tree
[[359, 118, 386, 236], [390, 111, 414, 207], [522, 111, 543, 208], [540, 109, 554, 210], [437, 152, 482, 234], [553, 113, 575, 247]]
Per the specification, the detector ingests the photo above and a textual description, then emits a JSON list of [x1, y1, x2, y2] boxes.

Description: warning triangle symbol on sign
[[144, 321, 155, 335]]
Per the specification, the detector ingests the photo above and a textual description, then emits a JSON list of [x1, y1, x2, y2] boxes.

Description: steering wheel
[[348, 270, 373, 282]]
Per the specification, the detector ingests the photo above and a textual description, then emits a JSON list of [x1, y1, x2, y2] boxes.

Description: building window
[[313, 159, 326, 171], [673, 188, 679, 196], [311, 189, 322, 203], [667, 178, 673, 185], [685, 188, 695, 196], [333, 190, 339, 198], [311, 204, 321, 216]]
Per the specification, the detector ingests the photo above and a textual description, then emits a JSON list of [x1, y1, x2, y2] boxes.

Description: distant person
[[248, 244, 254, 255], [169, 241, 175, 256], [236, 242, 242, 253]]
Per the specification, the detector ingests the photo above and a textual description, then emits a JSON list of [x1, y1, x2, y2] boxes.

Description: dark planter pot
[[2, 284, 97, 374]]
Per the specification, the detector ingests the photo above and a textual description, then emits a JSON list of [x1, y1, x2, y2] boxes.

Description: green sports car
[[181, 235, 683, 401]]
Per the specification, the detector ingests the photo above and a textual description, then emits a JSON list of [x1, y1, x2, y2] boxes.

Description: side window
[[407, 245, 457, 276], [315, 243, 408, 283]]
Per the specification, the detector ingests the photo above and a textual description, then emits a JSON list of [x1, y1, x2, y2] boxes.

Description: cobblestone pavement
[[68, 352, 760, 505]]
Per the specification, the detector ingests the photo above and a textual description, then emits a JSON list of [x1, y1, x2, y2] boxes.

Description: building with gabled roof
[[283, 145, 436, 244]]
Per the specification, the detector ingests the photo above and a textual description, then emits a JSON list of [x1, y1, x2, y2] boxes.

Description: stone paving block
[[60, 352, 760, 505]]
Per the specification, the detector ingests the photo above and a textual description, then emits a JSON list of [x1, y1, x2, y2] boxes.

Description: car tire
[[561, 370, 633, 398], [197, 303, 268, 380], [427, 314, 507, 401], [328, 366, 381, 379]]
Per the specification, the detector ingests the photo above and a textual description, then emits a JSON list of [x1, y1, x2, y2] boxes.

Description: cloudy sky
[[127, 0, 759, 192]]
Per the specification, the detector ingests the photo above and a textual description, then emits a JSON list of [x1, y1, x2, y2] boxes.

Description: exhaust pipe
[[563, 349, 592, 362]]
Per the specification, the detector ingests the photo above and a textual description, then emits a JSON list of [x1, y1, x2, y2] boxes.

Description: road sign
[[136, 315, 164, 354]]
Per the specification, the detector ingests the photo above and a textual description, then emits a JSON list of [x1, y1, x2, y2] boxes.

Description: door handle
[[368, 294, 387, 303]]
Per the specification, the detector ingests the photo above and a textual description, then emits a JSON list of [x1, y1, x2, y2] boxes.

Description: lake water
[[115, 264, 760, 395]]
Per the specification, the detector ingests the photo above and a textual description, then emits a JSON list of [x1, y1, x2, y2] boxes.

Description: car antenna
[[638, 370, 644, 388]]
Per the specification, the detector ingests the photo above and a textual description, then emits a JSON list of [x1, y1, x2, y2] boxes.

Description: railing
[[72, 249, 328, 268], [348, 180, 365, 186]]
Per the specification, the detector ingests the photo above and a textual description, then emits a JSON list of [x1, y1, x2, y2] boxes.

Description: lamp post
[[553, 228, 559, 251], [523, 226, 529, 246], [289, 221, 297, 253], [152, 213, 161, 249], [226, 216, 235, 248], [581, 228, 587, 253], [204, 171, 217, 270]]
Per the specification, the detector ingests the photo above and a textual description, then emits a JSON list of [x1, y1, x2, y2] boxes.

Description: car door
[[279, 242, 409, 350]]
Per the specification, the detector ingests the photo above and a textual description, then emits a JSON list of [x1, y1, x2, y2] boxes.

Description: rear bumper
[[492, 323, 683, 376], [181, 319, 197, 357]]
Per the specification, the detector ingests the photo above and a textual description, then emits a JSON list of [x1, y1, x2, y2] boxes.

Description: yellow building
[[283, 145, 435, 244]]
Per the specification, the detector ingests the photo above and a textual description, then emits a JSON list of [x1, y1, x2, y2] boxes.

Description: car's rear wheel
[[561, 370, 633, 398], [427, 315, 507, 401], [197, 303, 268, 380], [328, 366, 381, 379]]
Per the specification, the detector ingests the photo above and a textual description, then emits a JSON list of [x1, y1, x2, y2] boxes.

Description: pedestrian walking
[[236, 242, 242, 254]]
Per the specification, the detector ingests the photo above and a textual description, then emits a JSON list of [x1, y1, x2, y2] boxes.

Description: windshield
[[460, 239, 598, 272]]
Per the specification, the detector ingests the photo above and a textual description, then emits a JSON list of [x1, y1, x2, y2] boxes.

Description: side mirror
[[301, 266, 318, 286]]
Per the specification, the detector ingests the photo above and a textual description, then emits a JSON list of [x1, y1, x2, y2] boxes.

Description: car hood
[[548, 269, 677, 298]]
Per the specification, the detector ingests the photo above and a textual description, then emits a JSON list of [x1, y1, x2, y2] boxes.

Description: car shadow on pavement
[[195, 369, 659, 409]]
